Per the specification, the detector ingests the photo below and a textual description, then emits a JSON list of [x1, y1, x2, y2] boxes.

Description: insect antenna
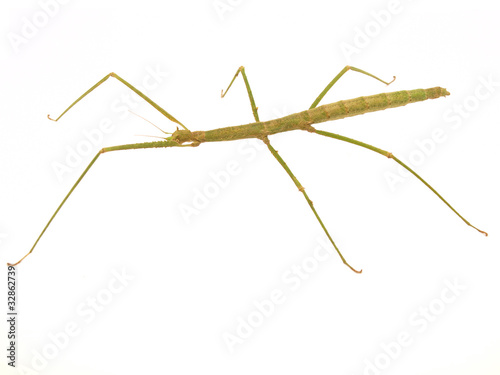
[[134, 134, 172, 139], [128, 109, 172, 135]]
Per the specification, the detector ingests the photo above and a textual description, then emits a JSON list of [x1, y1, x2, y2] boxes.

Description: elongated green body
[[174, 87, 449, 145], [11, 67, 486, 271]]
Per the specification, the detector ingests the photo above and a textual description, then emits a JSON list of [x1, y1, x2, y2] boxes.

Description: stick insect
[[7, 65, 487, 273]]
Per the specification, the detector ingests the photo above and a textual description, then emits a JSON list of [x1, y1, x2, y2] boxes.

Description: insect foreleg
[[7, 140, 184, 266], [47, 72, 188, 130]]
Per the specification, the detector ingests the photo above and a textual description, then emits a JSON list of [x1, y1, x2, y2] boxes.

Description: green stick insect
[[7, 65, 487, 273]]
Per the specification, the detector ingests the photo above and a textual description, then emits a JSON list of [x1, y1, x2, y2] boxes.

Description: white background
[[1, 1, 499, 374]]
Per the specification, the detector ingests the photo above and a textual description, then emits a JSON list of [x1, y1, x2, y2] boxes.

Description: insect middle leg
[[261, 136, 362, 274], [221, 66, 260, 122], [220, 65, 395, 123]]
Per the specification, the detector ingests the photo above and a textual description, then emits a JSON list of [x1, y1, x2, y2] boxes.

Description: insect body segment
[[173, 88, 449, 145]]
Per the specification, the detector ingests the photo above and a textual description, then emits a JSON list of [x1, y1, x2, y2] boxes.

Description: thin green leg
[[309, 66, 396, 109], [220, 65, 394, 122], [48, 72, 189, 131], [7, 139, 190, 267], [262, 136, 362, 274], [221, 66, 260, 122], [313, 128, 488, 236]]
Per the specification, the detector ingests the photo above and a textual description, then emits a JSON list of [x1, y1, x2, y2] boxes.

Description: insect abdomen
[[198, 87, 449, 143], [309, 87, 449, 124]]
